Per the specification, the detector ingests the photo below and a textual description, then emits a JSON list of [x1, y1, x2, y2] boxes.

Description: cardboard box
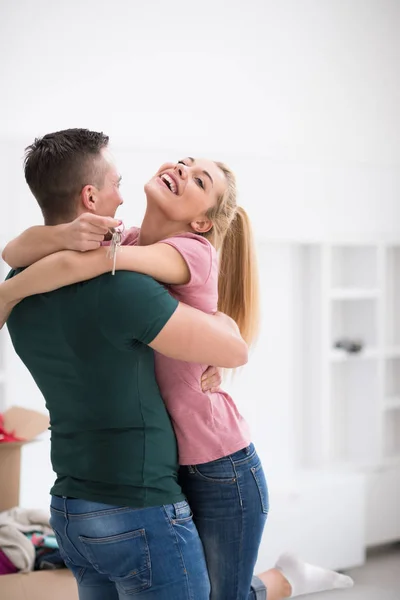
[[0, 407, 78, 599], [0, 407, 50, 513], [0, 570, 78, 600]]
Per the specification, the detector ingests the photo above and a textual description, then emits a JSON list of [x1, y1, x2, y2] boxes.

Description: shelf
[[382, 455, 400, 468], [385, 347, 400, 358], [383, 409, 400, 459], [384, 397, 400, 411], [385, 247, 400, 348], [331, 246, 378, 289], [330, 288, 380, 300], [330, 348, 380, 362], [330, 360, 380, 465], [332, 299, 377, 348]]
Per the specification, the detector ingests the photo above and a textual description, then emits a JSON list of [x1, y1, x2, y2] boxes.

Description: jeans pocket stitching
[[69, 507, 133, 520], [76, 567, 86, 584], [79, 529, 146, 546], [171, 515, 194, 524], [251, 464, 269, 514], [191, 466, 237, 484], [165, 502, 195, 525], [79, 528, 151, 581]]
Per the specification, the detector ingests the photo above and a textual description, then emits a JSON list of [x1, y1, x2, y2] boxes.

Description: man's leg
[[50, 496, 210, 600]]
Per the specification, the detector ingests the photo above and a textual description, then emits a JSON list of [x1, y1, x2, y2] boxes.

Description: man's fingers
[[87, 232, 107, 243], [84, 214, 122, 230], [79, 241, 102, 252]]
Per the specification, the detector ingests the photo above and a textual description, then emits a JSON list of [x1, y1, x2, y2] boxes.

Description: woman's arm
[[0, 243, 190, 307], [2, 214, 121, 268]]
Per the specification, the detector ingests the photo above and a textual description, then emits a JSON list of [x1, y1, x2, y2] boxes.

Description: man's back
[[7, 270, 183, 507]]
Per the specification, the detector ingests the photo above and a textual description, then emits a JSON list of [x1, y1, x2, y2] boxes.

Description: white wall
[[1, 0, 400, 244], [1, 0, 399, 163]]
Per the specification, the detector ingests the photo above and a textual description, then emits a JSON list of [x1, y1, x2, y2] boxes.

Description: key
[[107, 224, 124, 275]]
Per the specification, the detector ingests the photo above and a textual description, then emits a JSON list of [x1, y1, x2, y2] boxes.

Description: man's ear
[[190, 217, 213, 234], [81, 185, 98, 212]]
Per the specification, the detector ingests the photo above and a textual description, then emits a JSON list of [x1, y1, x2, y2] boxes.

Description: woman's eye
[[195, 177, 205, 190], [177, 160, 186, 166]]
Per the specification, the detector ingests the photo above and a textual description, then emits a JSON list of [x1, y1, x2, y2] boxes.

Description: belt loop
[[173, 502, 186, 519]]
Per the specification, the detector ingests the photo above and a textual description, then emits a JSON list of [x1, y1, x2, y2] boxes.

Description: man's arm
[[99, 272, 248, 369], [2, 214, 120, 268], [149, 304, 248, 368]]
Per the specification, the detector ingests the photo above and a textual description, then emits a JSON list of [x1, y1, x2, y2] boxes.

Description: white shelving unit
[[299, 241, 400, 546]]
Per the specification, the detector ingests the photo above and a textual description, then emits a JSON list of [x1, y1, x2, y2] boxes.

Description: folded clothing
[[35, 548, 65, 571], [0, 549, 18, 575], [0, 507, 54, 572]]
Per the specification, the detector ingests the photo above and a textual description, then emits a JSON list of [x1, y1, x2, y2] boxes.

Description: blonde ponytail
[[201, 162, 260, 347], [217, 207, 260, 347]]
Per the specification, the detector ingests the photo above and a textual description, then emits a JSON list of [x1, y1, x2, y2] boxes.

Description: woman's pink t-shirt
[[122, 227, 251, 465]]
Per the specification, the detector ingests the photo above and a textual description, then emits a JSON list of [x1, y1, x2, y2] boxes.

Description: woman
[[0, 157, 353, 600]]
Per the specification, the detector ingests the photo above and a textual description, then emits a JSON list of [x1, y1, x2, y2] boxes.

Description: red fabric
[[0, 414, 24, 443]]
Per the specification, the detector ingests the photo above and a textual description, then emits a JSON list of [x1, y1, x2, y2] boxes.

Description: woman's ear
[[80, 185, 97, 212], [190, 217, 213, 234]]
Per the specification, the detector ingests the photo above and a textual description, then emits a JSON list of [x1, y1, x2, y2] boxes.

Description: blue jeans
[[50, 497, 210, 600], [179, 444, 269, 600]]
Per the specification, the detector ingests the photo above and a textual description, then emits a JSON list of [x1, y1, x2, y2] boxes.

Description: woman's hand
[[201, 366, 222, 393]]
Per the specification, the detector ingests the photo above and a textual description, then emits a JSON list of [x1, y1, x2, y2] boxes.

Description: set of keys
[[106, 223, 125, 275]]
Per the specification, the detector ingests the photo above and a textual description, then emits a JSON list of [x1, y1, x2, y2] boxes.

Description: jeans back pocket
[[79, 528, 151, 594]]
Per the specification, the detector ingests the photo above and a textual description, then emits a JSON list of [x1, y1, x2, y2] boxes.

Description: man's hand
[[201, 366, 223, 393], [60, 213, 122, 252]]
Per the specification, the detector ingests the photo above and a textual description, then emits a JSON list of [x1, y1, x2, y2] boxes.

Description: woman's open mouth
[[159, 173, 178, 194]]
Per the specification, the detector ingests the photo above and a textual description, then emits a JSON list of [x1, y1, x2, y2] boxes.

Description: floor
[[301, 545, 400, 600]]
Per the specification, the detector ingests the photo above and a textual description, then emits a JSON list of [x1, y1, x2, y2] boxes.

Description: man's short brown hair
[[24, 128, 109, 224]]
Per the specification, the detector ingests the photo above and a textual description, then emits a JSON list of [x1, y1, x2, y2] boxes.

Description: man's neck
[[138, 207, 190, 246]]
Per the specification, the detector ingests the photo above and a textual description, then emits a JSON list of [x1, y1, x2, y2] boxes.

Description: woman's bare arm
[[1, 214, 120, 268], [0, 244, 190, 308]]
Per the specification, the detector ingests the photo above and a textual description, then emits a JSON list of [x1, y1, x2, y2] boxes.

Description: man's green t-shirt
[[6, 270, 185, 508]]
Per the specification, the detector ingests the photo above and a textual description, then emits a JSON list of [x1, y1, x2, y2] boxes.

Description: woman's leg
[[180, 444, 268, 600], [258, 554, 353, 598], [180, 445, 354, 600]]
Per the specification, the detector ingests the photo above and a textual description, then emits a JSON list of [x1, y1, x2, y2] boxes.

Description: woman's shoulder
[[160, 233, 217, 289], [162, 232, 215, 256]]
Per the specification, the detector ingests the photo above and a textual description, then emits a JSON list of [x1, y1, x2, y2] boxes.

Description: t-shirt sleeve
[[122, 227, 140, 246], [97, 271, 178, 349], [159, 235, 213, 288], [101, 226, 140, 247], [101, 227, 140, 246]]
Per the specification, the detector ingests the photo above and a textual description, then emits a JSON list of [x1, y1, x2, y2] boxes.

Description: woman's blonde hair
[[202, 162, 260, 347]]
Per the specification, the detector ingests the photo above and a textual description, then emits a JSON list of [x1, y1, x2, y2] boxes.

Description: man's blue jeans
[[50, 496, 210, 599]]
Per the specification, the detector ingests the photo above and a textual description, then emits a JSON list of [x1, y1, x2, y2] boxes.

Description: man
[[5, 129, 248, 600]]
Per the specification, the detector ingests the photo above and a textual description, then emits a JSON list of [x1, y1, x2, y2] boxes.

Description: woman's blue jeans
[[180, 443, 269, 600]]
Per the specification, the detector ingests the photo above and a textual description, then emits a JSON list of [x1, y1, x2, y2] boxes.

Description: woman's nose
[[174, 163, 188, 179]]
